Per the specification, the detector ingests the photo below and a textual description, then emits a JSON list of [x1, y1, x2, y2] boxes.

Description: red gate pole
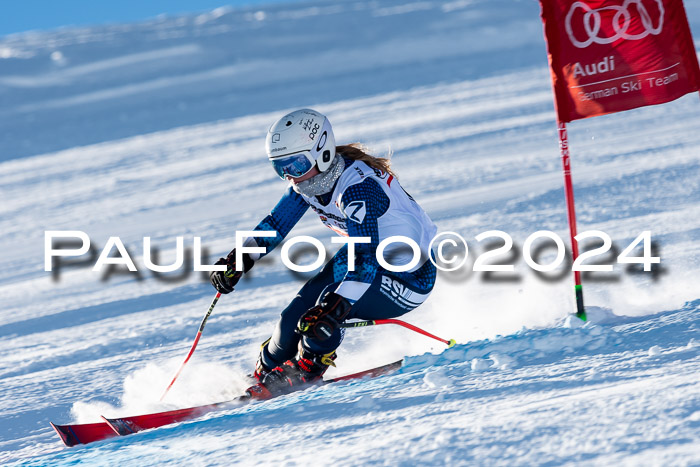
[[558, 121, 586, 321]]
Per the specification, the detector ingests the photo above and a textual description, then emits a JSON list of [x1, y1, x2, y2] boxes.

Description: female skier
[[209, 109, 437, 398]]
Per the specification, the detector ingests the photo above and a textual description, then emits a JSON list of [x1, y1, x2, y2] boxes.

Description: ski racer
[[209, 109, 438, 398]]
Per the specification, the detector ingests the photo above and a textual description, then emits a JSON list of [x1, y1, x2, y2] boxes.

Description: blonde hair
[[336, 143, 396, 178]]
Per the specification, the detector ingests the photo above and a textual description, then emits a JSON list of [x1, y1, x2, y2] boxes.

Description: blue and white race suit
[[246, 156, 438, 366]]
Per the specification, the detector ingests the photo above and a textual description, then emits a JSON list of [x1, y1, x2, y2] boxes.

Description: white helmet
[[265, 108, 336, 179]]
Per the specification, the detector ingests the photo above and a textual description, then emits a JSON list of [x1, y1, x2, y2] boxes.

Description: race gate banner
[[540, 0, 700, 122]]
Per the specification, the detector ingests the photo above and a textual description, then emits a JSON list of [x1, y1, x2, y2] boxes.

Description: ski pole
[[160, 292, 222, 401], [341, 319, 456, 348]]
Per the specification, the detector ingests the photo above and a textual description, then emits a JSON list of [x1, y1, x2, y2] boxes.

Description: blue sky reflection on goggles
[[270, 152, 315, 179]]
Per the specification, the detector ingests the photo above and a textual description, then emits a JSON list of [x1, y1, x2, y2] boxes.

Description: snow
[[1, 0, 699, 465]]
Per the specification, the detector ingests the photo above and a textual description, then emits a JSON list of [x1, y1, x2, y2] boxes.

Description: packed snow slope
[[1, 0, 699, 465]]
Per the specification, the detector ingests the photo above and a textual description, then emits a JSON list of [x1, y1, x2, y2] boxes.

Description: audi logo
[[565, 0, 665, 49]]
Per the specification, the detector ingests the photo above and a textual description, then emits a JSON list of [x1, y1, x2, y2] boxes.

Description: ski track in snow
[[1, 0, 699, 465]]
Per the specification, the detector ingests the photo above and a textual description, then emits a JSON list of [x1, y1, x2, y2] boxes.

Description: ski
[[50, 420, 116, 448], [51, 359, 402, 447], [101, 396, 248, 437]]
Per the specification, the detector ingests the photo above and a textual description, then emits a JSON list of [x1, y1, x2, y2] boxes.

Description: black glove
[[209, 249, 254, 294], [297, 292, 352, 341]]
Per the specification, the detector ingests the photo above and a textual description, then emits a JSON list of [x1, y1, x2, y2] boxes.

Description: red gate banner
[[540, 0, 700, 122]]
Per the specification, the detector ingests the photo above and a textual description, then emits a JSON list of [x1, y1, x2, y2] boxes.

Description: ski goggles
[[269, 151, 315, 179]]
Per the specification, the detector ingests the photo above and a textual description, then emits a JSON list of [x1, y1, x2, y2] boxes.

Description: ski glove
[[209, 249, 254, 294], [297, 292, 352, 341]]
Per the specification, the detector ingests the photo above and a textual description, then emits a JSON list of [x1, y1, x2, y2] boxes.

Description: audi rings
[[565, 0, 664, 49]]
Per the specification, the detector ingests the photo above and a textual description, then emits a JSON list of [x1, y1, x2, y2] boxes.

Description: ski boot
[[251, 337, 272, 383], [244, 337, 273, 386], [246, 349, 337, 400]]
